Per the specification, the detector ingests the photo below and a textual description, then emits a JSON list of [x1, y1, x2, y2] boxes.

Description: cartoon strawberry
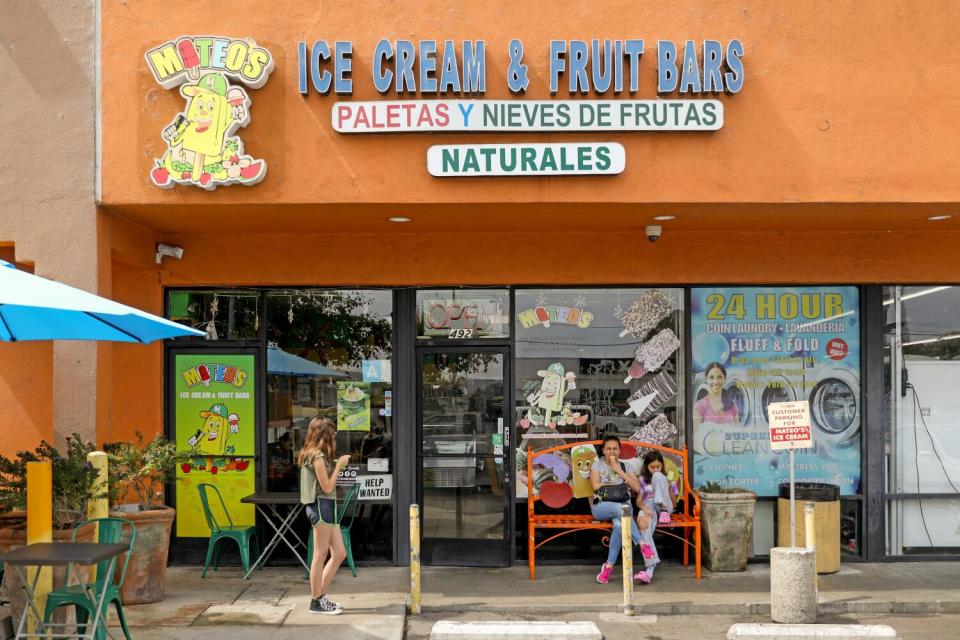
[[210, 466, 218, 475], [180, 463, 191, 473]]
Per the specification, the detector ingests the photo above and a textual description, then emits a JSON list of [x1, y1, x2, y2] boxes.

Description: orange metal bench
[[526, 439, 701, 580]]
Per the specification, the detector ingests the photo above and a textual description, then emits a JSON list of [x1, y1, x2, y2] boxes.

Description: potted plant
[[0, 435, 100, 622], [106, 431, 187, 604], [695, 481, 757, 572]]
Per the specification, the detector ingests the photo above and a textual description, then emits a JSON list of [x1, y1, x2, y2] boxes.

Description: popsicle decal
[[145, 36, 274, 190]]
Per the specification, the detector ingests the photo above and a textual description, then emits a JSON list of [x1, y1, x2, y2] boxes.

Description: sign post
[[768, 400, 813, 547]]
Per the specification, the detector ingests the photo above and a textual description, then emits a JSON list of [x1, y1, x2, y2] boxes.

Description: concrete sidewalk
[[5, 561, 958, 638]]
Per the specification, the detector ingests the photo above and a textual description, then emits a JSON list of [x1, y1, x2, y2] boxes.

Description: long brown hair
[[298, 417, 336, 466]]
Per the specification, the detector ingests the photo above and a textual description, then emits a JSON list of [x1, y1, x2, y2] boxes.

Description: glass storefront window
[[884, 285, 960, 555], [416, 289, 510, 339], [690, 287, 862, 497], [167, 290, 260, 340], [514, 288, 686, 499], [266, 289, 393, 561]]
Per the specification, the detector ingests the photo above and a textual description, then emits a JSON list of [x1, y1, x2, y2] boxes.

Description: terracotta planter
[[696, 489, 757, 572], [110, 505, 174, 604], [0, 518, 96, 626]]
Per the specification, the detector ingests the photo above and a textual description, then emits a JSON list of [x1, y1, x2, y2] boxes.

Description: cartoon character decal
[[571, 444, 598, 498], [188, 403, 238, 456], [145, 36, 274, 190], [520, 362, 587, 430]]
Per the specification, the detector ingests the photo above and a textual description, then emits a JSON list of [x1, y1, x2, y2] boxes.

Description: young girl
[[633, 450, 676, 584], [299, 417, 351, 614]]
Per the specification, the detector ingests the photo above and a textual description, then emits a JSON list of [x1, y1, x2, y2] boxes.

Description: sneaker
[[658, 511, 672, 524], [595, 563, 613, 584], [634, 570, 651, 584], [309, 596, 343, 615], [639, 543, 656, 560]]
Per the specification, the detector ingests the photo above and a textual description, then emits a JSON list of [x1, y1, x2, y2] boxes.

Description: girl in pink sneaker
[[590, 435, 643, 584], [633, 450, 676, 583]]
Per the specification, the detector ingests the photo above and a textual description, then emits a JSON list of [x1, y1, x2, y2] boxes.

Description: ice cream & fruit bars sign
[[145, 36, 274, 190]]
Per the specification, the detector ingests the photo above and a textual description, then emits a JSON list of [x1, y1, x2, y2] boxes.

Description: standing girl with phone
[[299, 417, 351, 614]]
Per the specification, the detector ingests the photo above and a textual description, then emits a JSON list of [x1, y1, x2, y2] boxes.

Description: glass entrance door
[[418, 349, 509, 566]]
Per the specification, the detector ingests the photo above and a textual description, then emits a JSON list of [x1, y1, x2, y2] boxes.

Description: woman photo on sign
[[590, 435, 642, 584], [299, 417, 351, 615], [693, 362, 741, 428]]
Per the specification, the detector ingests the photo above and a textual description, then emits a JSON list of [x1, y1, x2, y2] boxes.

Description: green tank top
[[300, 452, 336, 504]]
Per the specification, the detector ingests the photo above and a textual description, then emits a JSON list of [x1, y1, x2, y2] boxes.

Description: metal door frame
[[415, 344, 512, 566]]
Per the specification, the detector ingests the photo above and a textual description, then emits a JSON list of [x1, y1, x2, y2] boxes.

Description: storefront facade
[[4, 1, 960, 568]]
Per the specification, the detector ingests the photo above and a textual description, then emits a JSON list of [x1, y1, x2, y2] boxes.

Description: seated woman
[[633, 450, 676, 584], [590, 435, 642, 584]]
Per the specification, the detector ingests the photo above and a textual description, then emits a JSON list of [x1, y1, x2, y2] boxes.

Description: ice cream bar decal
[[146, 36, 274, 191]]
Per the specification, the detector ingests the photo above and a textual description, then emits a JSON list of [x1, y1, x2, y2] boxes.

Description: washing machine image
[[693, 368, 753, 425], [757, 371, 800, 427], [806, 362, 860, 448]]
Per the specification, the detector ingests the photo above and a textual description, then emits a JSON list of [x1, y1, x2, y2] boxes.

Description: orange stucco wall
[[94, 0, 960, 446], [0, 343, 54, 457], [101, 0, 960, 213]]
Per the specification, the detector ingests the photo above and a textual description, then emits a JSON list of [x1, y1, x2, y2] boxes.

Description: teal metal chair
[[43, 517, 136, 640], [305, 483, 361, 578], [197, 483, 259, 577]]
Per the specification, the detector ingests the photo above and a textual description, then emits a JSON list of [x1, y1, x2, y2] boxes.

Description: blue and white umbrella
[[0, 259, 205, 343]]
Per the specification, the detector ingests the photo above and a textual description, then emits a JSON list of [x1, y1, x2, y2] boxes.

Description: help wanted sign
[[356, 474, 392, 501]]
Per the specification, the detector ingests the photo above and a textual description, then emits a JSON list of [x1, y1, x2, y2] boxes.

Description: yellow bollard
[[409, 504, 421, 615], [26, 461, 52, 634], [621, 504, 634, 616], [86, 451, 109, 582], [804, 501, 818, 592]]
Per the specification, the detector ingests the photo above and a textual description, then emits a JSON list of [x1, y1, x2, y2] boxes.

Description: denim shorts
[[305, 498, 335, 526]]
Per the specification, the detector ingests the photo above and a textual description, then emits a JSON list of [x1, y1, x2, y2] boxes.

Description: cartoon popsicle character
[[177, 39, 201, 80], [527, 363, 576, 427], [571, 444, 598, 498], [188, 403, 239, 456]]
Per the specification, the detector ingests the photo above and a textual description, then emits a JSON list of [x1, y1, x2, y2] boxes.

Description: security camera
[[156, 243, 184, 264], [645, 225, 662, 242]]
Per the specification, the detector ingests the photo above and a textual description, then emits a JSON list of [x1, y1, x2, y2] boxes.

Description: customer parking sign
[[768, 401, 813, 450]]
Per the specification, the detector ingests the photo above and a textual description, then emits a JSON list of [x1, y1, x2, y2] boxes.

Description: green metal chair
[[305, 483, 361, 578], [43, 517, 136, 640], [198, 483, 258, 577]]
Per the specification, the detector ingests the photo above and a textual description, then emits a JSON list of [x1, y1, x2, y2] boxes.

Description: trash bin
[[777, 482, 840, 574]]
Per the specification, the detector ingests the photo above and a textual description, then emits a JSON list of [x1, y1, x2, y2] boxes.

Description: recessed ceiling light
[[928, 214, 952, 221], [388, 216, 411, 223], [653, 215, 676, 221]]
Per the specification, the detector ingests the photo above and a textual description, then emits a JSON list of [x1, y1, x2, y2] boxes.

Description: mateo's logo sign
[[145, 36, 274, 190]]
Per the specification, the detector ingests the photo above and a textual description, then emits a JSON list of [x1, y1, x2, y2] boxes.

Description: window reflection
[[167, 290, 259, 340], [266, 289, 394, 561], [884, 285, 960, 555], [513, 289, 685, 499]]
